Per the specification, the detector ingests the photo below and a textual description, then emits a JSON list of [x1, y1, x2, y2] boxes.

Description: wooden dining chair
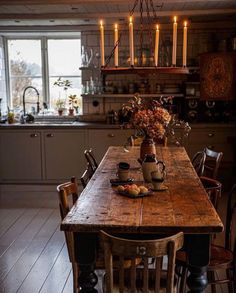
[[191, 151, 206, 177], [57, 177, 79, 293], [84, 149, 98, 173], [177, 183, 235, 293], [100, 230, 184, 293], [203, 147, 223, 180], [80, 163, 93, 189]]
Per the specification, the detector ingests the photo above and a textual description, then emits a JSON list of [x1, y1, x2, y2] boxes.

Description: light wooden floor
[[0, 185, 231, 293]]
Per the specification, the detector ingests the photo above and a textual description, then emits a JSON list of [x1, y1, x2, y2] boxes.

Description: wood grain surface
[[61, 146, 223, 235]]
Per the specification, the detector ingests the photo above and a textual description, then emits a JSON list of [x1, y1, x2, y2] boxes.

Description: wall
[[81, 23, 236, 115]]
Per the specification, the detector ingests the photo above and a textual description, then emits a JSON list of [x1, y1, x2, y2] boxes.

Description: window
[[5, 36, 81, 114], [8, 39, 43, 111]]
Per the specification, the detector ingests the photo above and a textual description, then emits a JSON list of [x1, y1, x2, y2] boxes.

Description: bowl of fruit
[[116, 184, 152, 198]]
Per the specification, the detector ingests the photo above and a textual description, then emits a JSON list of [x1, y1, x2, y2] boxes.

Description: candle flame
[[100, 20, 103, 26], [114, 23, 118, 29], [156, 24, 159, 30], [173, 16, 177, 23], [184, 21, 187, 27], [129, 16, 133, 24]]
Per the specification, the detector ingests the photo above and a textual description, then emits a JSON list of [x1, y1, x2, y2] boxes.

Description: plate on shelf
[[110, 178, 134, 186]]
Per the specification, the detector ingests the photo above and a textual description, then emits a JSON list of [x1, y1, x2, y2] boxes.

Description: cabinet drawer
[[189, 130, 232, 144]]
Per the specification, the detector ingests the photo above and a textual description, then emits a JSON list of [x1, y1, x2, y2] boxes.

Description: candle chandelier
[[99, 0, 189, 75]]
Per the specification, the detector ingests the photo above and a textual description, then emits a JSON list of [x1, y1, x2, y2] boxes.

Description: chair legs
[[208, 271, 217, 293]]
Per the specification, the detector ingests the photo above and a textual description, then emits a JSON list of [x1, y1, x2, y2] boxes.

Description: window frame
[[3, 34, 81, 111]]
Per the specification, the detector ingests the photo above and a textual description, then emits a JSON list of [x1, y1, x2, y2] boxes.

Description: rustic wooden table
[[61, 146, 223, 292]]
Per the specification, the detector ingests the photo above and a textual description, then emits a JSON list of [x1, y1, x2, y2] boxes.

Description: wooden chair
[[191, 151, 206, 177], [203, 147, 223, 180], [177, 182, 235, 293], [80, 163, 93, 189], [84, 149, 98, 173], [100, 230, 184, 293], [199, 176, 222, 210], [57, 177, 79, 293]]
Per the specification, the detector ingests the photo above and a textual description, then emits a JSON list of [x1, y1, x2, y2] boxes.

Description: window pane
[[48, 39, 82, 113], [8, 40, 43, 111]]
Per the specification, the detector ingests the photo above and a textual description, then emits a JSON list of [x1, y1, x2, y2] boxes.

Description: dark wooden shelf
[[101, 66, 189, 75]]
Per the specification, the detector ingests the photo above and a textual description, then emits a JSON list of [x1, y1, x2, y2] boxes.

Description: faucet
[[22, 86, 40, 116]]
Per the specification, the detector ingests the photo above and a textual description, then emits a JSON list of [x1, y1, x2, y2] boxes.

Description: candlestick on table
[[172, 16, 177, 67], [129, 16, 134, 66], [154, 24, 160, 67], [114, 23, 119, 67], [183, 21, 188, 67], [100, 20, 105, 67]]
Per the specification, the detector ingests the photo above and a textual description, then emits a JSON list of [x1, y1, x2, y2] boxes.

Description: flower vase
[[140, 136, 156, 162]]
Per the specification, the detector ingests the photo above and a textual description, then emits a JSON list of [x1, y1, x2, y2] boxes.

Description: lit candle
[[154, 24, 160, 67], [172, 16, 177, 66], [183, 21, 188, 67], [114, 23, 119, 67], [100, 20, 105, 67], [129, 16, 134, 66]]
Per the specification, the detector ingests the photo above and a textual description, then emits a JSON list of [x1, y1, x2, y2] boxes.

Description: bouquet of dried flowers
[[122, 95, 172, 141]]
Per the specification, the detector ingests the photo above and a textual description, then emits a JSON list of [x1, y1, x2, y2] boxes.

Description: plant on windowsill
[[56, 99, 65, 116], [53, 77, 72, 115], [68, 94, 81, 116]]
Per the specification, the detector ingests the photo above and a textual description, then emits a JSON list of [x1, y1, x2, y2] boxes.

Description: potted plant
[[68, 94, 80, 115], [56, 99, 65, 116]]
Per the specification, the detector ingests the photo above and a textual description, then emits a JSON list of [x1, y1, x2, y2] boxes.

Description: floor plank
[[16, 227, 65, 293], [0, 209, 60, 293]]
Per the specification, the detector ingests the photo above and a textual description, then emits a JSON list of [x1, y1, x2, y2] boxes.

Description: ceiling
[[0, 0, 236, 28]]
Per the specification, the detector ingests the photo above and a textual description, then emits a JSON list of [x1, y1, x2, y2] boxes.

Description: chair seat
[[176, 245, 234, 269], [208, 245, 233, 269], [104, 269, 177, 293]]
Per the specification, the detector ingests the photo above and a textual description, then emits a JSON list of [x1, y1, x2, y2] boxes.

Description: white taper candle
[[154, 24, 160, 67], [129, 16, 134, 66], [114, 23, 119, 67], [172, 16, 177, 66], [100, 20, 105, 67], [183, 21, 188, 67]]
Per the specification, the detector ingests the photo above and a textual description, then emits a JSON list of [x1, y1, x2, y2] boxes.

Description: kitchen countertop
[[0, 121, 125, 129], [0, 121, 236, 129]]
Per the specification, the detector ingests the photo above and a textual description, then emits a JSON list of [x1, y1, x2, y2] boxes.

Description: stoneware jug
[[142, 154, 165, 183]]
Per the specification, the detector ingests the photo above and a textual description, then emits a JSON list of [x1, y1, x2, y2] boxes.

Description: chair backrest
[[57, 176, 79, 220], [100, 230, 184, 293], [225, 183, 236, 251], [199, 176, 222, 209], [84, 149, 98, 173], [192, 151, 206, 177], [80, 163, 93, 189], [57, 177, 79, 264], [203, 147, 223, 179]]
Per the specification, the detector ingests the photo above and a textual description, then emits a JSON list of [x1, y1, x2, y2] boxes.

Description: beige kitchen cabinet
[[43, 130, 86, 181], [0, 130, 42, 183], [87, 129, 133, 163]]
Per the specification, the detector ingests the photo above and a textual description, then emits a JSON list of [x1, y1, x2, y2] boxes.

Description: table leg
[[75, 232, 98, 292], [186, 234, 210, 293]]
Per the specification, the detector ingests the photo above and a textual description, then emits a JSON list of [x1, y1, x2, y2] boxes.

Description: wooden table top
[[61, 146, 223, 235]]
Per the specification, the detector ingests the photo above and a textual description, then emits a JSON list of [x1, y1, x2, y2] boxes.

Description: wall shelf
[[101, 66, 189, 75], [81, 93, 184, 99]]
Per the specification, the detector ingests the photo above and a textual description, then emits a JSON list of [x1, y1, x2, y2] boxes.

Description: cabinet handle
[[46, 133, 54, 138], [30, 133, 38, 138], [108, 133, 115, 138], [208, 133, 214, 137], [207, 145, 214, 150]]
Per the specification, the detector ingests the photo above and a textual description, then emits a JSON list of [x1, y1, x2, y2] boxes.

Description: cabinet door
[[87, 129, 133, 163], [44, 130, 86, 181], [0, 131, 42, 182]]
